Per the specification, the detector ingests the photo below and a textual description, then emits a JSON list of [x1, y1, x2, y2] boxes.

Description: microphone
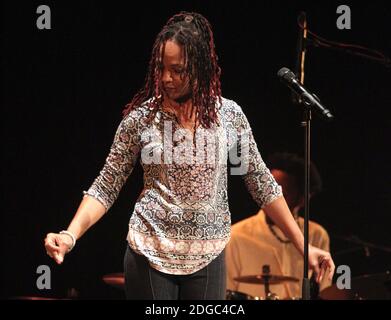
[[277, 67, 334, 121]]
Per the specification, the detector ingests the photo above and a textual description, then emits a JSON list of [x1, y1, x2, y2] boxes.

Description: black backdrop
[[2, 0, 390, 299]]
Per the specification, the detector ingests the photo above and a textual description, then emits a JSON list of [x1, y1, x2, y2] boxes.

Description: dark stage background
[[2, 1, 390, 299]]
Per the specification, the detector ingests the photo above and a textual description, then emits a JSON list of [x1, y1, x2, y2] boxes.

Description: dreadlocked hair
[[122, 12, 222, 129]]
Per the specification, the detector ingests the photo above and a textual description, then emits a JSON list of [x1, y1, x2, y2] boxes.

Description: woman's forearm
[[263, 196, 305, 255], [66, 196, 107, 240]]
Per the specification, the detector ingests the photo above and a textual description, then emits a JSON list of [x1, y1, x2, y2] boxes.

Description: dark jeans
[[123, 245, 226, 300]]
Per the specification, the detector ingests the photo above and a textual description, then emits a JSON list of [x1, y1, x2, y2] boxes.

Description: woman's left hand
[[308, 245, 335, 283]]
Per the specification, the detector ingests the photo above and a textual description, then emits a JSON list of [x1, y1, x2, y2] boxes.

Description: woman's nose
[[162, 69, 173, 83]]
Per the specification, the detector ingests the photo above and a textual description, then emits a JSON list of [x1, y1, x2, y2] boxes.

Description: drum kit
[[230, 264, 300, 300], [99, 267, 391, 300], [101, 272, 125, 289], [319, 271, 391, 300], [101, 265, 301, 300], [227, 269, 391, 300], [100, 267, 300, 300], [12, 269, 390, 300]]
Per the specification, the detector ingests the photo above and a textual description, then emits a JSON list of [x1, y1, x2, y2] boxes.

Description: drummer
[[226, 152, 332, 299]]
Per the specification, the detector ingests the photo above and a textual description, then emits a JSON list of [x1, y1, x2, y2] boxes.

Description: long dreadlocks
[[122, 12, 222, 129]]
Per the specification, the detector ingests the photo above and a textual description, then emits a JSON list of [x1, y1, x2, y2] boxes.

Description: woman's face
[[160, 40, 192, 103]]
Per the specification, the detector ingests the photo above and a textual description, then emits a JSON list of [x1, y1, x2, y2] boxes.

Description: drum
[[226, 289, 259, 300]]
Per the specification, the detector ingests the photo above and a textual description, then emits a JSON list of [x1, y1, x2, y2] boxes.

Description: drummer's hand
[[308, 245, 335, 283], [44, 233, 73, 264]]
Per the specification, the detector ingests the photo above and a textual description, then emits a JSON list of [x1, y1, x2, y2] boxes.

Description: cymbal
[[12, 296, 69, 300], [234, 274, 299, 285], [102, 272, 125, 289], [320, 271, 391, 300]]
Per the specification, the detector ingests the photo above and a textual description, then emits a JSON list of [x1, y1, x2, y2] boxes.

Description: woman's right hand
[[44, 233, 73, 264]]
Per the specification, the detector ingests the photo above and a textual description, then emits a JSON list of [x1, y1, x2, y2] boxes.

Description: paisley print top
[[84, 97, 282, 274]]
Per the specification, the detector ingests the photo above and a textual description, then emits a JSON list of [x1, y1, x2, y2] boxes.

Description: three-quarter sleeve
[[83, 111, 141, 211], [230, 102, 283, 208]]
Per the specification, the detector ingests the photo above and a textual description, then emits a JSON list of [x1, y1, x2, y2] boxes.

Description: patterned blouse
[[84, 97, 282, 275]]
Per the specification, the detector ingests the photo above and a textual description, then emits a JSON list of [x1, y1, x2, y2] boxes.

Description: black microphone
[[277, 67, 334, 121]]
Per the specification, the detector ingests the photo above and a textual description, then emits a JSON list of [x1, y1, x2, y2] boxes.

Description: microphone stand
[[334, 235, 391, 256], [302, 104, 311, 300], [295, 11, 311, 300]]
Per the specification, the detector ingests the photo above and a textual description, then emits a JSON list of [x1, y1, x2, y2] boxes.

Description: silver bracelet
[[59, 230, 76, 252]]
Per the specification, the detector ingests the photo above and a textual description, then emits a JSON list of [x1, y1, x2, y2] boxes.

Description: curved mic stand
[[334, 235, 391, 257]]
